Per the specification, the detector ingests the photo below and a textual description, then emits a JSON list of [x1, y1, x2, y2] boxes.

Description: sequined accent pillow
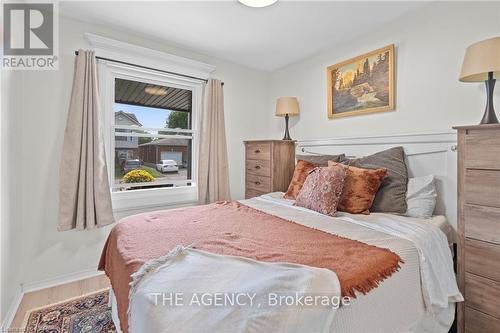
[[329, 161, 387, 214], [294, 165, 347, 216], [284, 160, 317, 199]]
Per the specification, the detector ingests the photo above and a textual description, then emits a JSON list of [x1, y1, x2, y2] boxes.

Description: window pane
[[114, 78, 192, 131], [113, 136, 192, 192], [113, 78, 194, 192]]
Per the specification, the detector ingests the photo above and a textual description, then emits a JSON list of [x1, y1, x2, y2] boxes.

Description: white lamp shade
[[460, 36, 500, 82], [276, 97, 299, 117]]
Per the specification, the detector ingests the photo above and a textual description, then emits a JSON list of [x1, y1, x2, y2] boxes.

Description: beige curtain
[[58, 50, 114, 231], [198, 79, 231, 204]]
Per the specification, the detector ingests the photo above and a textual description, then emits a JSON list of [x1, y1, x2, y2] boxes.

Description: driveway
[[161, 168, 188, 180]]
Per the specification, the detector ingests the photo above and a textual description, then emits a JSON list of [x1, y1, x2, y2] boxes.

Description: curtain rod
[[74, 50, 223, 86]]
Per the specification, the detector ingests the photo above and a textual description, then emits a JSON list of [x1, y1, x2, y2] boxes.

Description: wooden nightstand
[[243, 140, 296, 199], [454, 124, 500, 333]]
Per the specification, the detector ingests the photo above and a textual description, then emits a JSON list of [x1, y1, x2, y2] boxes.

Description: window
[[98, 61, 205, 210], [88, 33, 213, 211], [112, 78, 194, 192]]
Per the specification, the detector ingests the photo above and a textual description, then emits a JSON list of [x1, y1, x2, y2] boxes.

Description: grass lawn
[[114, 164, 165, 180], [143, 166, 165, 178]]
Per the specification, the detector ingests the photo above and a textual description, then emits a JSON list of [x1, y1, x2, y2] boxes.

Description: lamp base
[[282, 114, 292, 140], [480, 72, 499, 125]]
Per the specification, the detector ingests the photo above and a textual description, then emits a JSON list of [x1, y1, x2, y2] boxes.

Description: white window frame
[[87, 33, 215, 212], [99, 61, 204, 212]]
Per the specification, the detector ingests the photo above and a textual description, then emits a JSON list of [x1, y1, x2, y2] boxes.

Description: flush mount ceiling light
[[145, 86, 168, 96], [238, 0, 278, 8]]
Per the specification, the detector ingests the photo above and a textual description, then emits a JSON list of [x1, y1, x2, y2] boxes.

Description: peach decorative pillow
[[328, 161, 387, 214], [294, 165, 347, 216], [284, 160, 317, 199]]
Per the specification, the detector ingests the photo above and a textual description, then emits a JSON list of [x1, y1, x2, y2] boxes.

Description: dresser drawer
[[465, 273, 500, 318], [465, 129, 500, 169], [466, 307, 500, 333], [465, 238, 500, 281], [246, 159, 271, 177], [245, 189, 267, 199], [246, 142, 271, 161], [464, 205, 500, 244], [246, 174, 271, 192], [465, 169, 500, 207]]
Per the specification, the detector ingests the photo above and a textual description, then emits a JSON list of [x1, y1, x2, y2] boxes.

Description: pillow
[[405, 175, 437, 218], [284, 160, 317, 199], [329, 162, 387, 214], [294, 165, 347, 216], [296, 154, 345, 166], [341, 147, 408, 214], [284, 155, 345, 199]]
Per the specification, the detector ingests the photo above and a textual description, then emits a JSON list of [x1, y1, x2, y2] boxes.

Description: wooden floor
[[10, 274, 110, 330]]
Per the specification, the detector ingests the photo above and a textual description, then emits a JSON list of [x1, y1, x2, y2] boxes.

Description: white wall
[[1, 69, 23, 323], [268, 1, 500, 140], [2, 14, 270, 296]]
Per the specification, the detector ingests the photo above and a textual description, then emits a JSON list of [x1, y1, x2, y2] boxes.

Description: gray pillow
[[342, 147, 408, 214], [296, 154, 345, 166]]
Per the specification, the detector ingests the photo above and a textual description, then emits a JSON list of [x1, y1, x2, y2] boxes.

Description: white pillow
[[405, 175, 437, 218]]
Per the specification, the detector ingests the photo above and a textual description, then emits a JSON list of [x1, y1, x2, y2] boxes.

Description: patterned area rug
[[23, 289, 116, 333]]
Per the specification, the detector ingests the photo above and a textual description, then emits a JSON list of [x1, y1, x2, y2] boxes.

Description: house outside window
[[114, 111, 142, 159]]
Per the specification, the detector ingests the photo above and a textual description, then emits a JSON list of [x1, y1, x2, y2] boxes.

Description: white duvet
[[250, 193, 463, 332], [256, 193, 463, 310]]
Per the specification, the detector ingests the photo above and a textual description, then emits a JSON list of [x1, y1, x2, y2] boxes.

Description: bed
[[100, 132, 462, 333]]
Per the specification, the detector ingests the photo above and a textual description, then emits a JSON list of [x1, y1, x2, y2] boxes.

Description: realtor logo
[[2, 2, 58, 69]]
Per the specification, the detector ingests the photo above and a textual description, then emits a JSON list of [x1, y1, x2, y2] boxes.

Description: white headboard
[[296, 132, 458, 229]]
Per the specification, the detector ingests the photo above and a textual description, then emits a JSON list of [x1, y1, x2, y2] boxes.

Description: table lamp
[[276, 97, 299, 140], [459, 36, 500, 124]]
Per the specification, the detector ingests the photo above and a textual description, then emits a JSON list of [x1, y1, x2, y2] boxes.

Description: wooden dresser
[[244, 140, 296, 199], [454, 124, 500, 333]]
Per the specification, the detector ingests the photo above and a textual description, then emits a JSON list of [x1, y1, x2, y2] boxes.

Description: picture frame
[[327, 44, 395, 119]]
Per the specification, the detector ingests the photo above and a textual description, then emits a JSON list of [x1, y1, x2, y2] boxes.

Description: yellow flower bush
[[122, 169, 154, 183]]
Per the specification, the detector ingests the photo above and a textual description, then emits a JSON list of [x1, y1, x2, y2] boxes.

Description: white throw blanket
[[128, 246, 341, 333]]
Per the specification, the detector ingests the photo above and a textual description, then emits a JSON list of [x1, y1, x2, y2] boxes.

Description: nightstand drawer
[[466, 307, 500, 333], [465, 238, 500, 282], [465, 273, 500, 319], [465, 129, 500, 169], [464, 205, 500, 244], [465, 169, 500, 207], [246, 142, 271, 161], [246, 174, 271, 192], [246, 159, 271, 177]]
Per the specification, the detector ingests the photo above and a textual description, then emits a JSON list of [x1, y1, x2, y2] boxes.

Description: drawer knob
[[255, 149, 261, 153], [255, 181, 261, 185], [255, 165, 261, 169]]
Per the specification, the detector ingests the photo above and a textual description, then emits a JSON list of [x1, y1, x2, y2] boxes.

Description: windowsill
[[111, 184, 198, 214]]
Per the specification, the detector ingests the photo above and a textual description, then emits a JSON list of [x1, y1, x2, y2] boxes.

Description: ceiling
[[60, 1, 426, 72]]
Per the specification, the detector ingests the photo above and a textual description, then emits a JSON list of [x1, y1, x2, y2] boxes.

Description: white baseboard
[[1, 287, 23, 331], [1, 269, 104, 329], [22, 268, 104, 293]]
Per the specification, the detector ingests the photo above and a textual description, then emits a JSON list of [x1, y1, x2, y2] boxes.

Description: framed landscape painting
[[327, 44, 395, 119]]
